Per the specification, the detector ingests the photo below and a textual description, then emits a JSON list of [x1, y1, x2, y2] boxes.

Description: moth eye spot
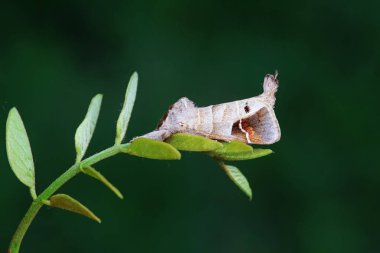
[[244, 105, 250, 113]]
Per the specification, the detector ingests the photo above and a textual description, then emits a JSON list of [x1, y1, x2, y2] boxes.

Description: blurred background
[[1, 0, 379, 252]]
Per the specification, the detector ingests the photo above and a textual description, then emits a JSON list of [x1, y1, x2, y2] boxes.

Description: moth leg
[[140, 130, 172, 141]]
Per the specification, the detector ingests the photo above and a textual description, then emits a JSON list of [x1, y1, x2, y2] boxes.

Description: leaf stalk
[[8, 144, 128, 253]]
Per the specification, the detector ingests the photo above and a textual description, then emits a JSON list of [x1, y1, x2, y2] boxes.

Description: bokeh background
[[1, 1, 379, 252]]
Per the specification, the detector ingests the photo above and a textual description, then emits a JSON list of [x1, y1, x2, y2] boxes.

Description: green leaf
[[115, 72, 138, 144], [6, 108, 36, 198], [121, 137, 181, 160], [166, 133, 223, 151], [81, 166, 123, 199], [218, 162, 252, 200], [49, 194, 101, 223], [216, 141, 253, 154], [75, 94, 103, 162], [246, 148, 273, 159], [210, 141, 273, 161]]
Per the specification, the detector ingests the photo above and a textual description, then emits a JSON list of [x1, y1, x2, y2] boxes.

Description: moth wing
[[248, 106, 280, 144], [231, 106, 281, 144]]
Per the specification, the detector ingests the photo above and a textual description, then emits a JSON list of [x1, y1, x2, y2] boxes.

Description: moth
[[142, 73, 281, 144]]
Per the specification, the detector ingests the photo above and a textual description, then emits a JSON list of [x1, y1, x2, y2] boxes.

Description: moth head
[[231, 106, 281, 144], [156, 97, 195, 131], [260, 73, 279, 107]]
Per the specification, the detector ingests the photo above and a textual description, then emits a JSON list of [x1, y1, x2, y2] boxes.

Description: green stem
[[9, 144, 129, 253]]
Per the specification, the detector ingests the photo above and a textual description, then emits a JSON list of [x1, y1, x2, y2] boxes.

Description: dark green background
[[1, 1, 379, 252]]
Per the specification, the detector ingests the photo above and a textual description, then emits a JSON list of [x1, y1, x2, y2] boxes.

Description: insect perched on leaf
[[142, 73, 281, 144]]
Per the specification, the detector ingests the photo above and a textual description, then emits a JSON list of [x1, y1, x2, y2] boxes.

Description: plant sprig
[[6, 71, 273, 253]]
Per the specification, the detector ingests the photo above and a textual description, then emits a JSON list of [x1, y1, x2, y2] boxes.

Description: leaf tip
[[219, 163, 252, 200], [50, 194, 101, 224], [94, 93, 103, 101], [94, 216, 102, 224], [8, 107, 18, 114], [81, 166, 124, 199], [131, 71, 138, 80], [247, 189, 253, 201], [117, 192, 124, 200], [128, 72, 138, 89], [7, 108, 20, 128], [170, 150, 182, 160]]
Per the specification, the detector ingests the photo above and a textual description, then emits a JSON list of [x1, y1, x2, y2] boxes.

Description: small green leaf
[[115, 72, 138, 145], [49, 194, 101, 223], [210, 141, 273, 161], [218, 162, 252, 200], [81, 166, 123, 199], [6, 108, 36, 197], [121, 138, 181, 160], [166, 133, 223, 151], [216, 141, 253, 153], [247, 149, 273, 159], [75, 94, 103, 162]]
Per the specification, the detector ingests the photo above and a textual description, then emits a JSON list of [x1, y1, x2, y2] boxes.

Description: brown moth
[[142, 73, 281, 144]]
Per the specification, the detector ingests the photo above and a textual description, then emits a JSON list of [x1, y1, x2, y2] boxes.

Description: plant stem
[[9, 144, 128, 253]]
